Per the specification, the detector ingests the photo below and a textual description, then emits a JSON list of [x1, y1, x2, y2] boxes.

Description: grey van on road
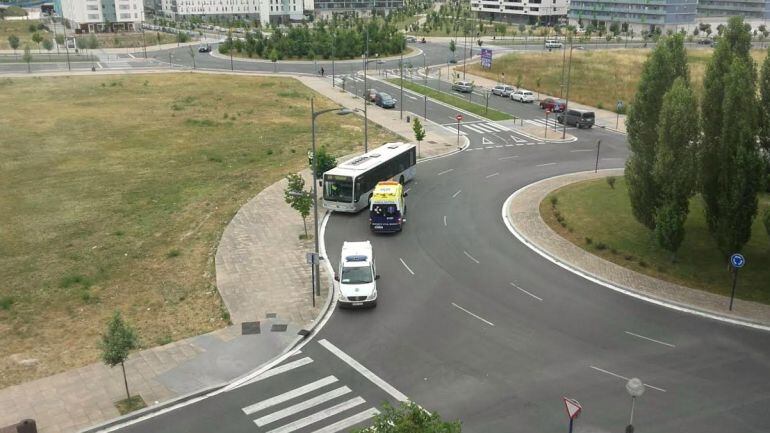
[[557, 109, 595, 129]]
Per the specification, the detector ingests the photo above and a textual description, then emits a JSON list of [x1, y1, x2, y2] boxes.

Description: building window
[[88, 13, 100, 18]]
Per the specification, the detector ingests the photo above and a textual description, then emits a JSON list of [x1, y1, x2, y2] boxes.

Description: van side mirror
[[375, 275, 380, 280], [334, 274, 339, 281]]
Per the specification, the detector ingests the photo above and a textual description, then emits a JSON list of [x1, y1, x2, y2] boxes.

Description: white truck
[[335, 241, 379, 308]]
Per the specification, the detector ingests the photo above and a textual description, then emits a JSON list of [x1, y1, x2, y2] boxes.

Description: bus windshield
[[324, 175, 353, 202]]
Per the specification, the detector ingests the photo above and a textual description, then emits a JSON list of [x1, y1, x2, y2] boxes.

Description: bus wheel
[[399, 175, 405, 185]]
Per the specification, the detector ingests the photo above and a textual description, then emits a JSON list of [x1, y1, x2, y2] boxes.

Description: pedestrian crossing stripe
[[242, 375, 338, 415], [254, 386, 353, 426], [263, 396, 366, 433]]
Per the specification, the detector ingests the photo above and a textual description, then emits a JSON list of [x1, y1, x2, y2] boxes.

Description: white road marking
[[474, 123, 498, 133], [264, 397, 366, 433], [485, 146, 495, 149], [536, 162, 557, 167], [452, 189, 462, 198], [505, 144, 515, 147], [589, 366, 667, 392], [399, 258, 415, 275], [495, 145, 503, 148], [463, 124, 487, 134], [509, 135, 527, 143], [255, 386, 352, 426], [451, 302, 495, 327], [97, 62, 103, 69], [319, 339, 409, 402], [463, 251, 480, 263], [484, 122, 510, 132], [405, 94, 418, 100], [482, 137, 494, 145], [437, 168, 454, 176], [485, 172, 499, 178], [509, 282, 543, 301], [570, 149, 593, 152], [498, 155, 519, 160], [242, 376, 338, 415], [624, 331, 676, 348], [247, 357, 314, 384], [443, 215, 447, 226], [127, 53, 135, 59], [311, 408, 381, 433]]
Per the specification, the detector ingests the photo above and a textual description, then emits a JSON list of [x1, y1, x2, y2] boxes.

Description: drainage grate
[[266, 313, 277, 319], [241, 321, 261, 335], [270, 324, 288, 332]]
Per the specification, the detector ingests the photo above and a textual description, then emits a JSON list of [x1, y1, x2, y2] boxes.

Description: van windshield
[[341, 266, 373, 284]]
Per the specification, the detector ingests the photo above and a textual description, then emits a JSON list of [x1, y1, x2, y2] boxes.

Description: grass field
[[467, 48, 769, 111], [0, 74, 398, 388], [542, 177, 770, 304], [76, 32, 179, 49], [0, 19, 51, 50], [386, 78, 513, 121]]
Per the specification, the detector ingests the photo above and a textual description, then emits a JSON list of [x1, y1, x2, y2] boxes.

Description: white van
[[545, 39, 563, 49], [336, 241, 378, 308]]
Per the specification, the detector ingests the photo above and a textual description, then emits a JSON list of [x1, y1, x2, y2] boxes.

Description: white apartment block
[[157, 0, 303, 26], [471, 0, 569, 24], [58, 0, 145, 32]]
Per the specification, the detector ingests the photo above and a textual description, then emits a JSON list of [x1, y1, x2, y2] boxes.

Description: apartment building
[[156, 0, 303, 25], [56, 0, 145, 32], [471, 0, 570, 24], [310, 0, 404, 17], [697, 0, 770, 19], [568, 0, 697, 32]]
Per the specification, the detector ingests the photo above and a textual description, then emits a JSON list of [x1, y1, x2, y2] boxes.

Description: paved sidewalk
[[0, 69, 463, 433], [505, 169, 770, 329], [435, 61, 628, 134]]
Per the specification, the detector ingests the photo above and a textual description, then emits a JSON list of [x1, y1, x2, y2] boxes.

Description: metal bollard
[[406, 115, 411, 123]]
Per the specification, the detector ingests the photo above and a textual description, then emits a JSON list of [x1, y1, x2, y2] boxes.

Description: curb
[[501, 170, 770, 333]]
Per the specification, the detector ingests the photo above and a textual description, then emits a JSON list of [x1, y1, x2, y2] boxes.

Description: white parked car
[[545, 39, 563, 49], [492, 84, 515, 97], [511, 89, 535, 103], [336, 241, 378, 308]]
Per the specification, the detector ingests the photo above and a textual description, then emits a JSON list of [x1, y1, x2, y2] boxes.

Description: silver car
[[492, 84, 515, 97], [452, 80, 474, 93]]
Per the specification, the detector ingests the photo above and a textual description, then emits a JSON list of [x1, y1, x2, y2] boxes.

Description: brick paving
[[505, 169, 770, 328]]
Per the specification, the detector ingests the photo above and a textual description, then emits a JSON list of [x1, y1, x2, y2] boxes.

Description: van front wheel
[[399, 175, 405, 185]]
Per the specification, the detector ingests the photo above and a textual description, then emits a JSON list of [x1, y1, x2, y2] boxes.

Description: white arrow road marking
[[510, 135, 527, 143], [482, 137, 494, 145]]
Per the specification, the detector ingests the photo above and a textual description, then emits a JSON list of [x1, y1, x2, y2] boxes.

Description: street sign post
[[455, 114, 463, 149], [729, 253, 745, 310], [562, 397, 582, 433], [616, 100, 624, 129]]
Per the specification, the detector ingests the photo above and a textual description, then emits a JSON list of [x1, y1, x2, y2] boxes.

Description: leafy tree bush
[[355, 402, 461, 433], [100, 311, 139, 404], [313, 146, 336, 177]]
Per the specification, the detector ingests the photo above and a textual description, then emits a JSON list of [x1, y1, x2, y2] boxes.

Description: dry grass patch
[[467, 48, 769, 110], [0, 73, 398, 388], [76, 31, 178, 49], [0, 19, 50, 50]]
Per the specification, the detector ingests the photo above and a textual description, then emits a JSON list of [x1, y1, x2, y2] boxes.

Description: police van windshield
[[341, 266, 373, 284], [371, 203, 399, 217]]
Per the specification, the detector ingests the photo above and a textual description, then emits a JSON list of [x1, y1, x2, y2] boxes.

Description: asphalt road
[[7, 40, 768, 433]]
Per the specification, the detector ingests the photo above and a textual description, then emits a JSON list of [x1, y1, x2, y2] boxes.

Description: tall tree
[[8, 34, 20, 58], [699, 17, 763, 255], [652, 77, 699, 255], [759, 47, 770, 153], [31, 31, 42, 53], [22, 45, 32, 73], [412, 117, 426, 157], [100, 311, 139, 404], [625, 34, 689, 229], [42, 38, 53, 61], [707, 57, 765, 254]]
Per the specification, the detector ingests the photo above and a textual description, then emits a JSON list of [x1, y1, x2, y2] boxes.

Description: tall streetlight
[[331, 30, 336, 88], [363, 25, 369, 153], [626, 378, 645, 433], [399, 49, 404, 120], [309, 97, 353, 305], [562, 35, 575, 140]]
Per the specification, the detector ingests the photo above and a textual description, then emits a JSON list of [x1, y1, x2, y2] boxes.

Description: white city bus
[[322, 142, 417, 213]]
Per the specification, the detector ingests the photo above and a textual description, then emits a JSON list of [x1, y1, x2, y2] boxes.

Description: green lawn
[[386, 78, 513, 121], [0, 74, 398, 388], [542, 177, 770, 304]]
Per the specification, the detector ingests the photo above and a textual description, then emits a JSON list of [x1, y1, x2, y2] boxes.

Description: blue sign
[[730, 253, 745, 269], [481, 48, 493, 69]]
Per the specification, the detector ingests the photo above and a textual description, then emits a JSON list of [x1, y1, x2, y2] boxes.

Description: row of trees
[[625, 17, 769, 259], [220, 20, 405, 60]]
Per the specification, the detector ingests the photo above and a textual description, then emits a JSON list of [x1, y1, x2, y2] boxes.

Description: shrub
[[624, 254, 634, 261], [639, 260, 648, 267], [585, 237, 592, 245], [595, 242, 608, 250], [610, 248, 618, 255], [167, 249, 180, 258], [606, 176, 616, 189], [313, 146, 337, 176], [0, 296, 14, 310], [550, 195, 558, 208], [597, 102, 604, 110]]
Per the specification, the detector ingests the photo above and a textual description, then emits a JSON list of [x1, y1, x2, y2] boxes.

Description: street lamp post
[[309, 97, 353, 305], [562, 36, 575, 140], [400, 50, 404, 120], [626, 378, 645, 433], [331, 31, 336, 88], [363, 27, 369, 153]]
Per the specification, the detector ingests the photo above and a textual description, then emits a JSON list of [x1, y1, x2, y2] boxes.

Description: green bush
[[0, 296, 14, 310], [313, 146, 337, 176]]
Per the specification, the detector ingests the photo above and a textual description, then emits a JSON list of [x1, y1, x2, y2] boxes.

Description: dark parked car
[[375, 92, 396, 109], [697, 38, 713, 46], [539, 97, 566, 112], [198, 44, 212, 53], [557, 109, 595, 128]]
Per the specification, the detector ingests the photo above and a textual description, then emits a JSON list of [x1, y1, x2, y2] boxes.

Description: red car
[[539, 97, 566, 112]]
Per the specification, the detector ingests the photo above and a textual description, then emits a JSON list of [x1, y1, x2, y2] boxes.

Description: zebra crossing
[[237, 339, 406, 433], [454, 120, 512, 135], [526, 117, 576, 130]]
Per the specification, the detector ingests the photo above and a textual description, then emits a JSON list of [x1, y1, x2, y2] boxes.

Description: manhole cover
[[241, 321, 260, 335]]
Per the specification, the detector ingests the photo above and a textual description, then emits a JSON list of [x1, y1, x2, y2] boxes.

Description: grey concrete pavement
[[505, 169, 770, 329]]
